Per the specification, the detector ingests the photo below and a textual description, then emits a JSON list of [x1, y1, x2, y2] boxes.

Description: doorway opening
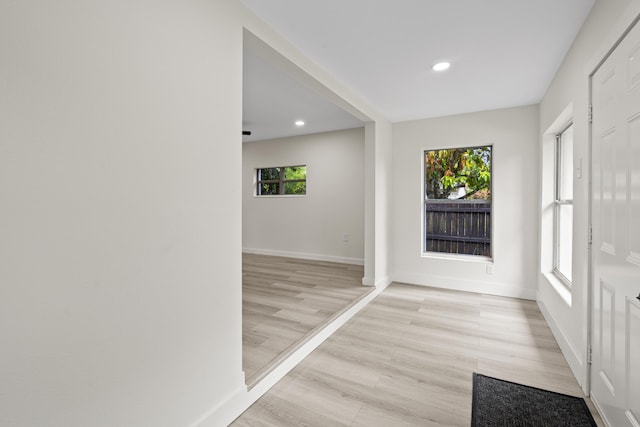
[[241, 30, 372, 387]]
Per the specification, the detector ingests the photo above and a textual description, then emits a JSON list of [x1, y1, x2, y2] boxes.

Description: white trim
[[188, 381, 247, 427], [242, 247, 364, 266], [392, 271, 536, 300], [537, 292, 585, 389], [542, 272, 573, 307], [590, 394, 612, 427], [374, 275, 391, 288], [421, 252, 493, 263], [194, 281, 387, 426], [585, 3, 640, 78], [420, 145, 494, 258], [252, 194, 307, 198], [361, 277, 375, 286]]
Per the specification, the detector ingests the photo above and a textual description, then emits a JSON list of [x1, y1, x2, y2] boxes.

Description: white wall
[[0, 1, 394, 425], [392, 105, 539, 299], [373, 120, 394, 287], [537, 0, 640, 390], [0, 1, 245, 426], [243, 128, 365, 264]]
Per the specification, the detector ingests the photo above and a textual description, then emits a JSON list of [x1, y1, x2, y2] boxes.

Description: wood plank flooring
[[234, 283, 604, 426], [243, 254, 372, 387]]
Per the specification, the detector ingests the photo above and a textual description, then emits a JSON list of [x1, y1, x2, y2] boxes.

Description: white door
[[591, 15, 640, 427]]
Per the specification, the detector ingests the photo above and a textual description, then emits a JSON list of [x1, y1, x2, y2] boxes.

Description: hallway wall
[[537, 0, 640, 389]]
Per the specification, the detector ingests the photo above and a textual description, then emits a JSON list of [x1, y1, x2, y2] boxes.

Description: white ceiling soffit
[[242, 34, 365, 143], [240, 0, 595, 123]]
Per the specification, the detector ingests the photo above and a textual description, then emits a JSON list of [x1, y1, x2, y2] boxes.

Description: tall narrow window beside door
[[554, 124, 573, 285]]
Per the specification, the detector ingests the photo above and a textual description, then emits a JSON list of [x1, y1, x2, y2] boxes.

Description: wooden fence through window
[[425, 200, 491, 257]]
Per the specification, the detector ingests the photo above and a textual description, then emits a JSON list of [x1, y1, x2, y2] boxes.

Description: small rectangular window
[[554, 124, 573, 284], [424, 146, 492, 257], [256, 165, 307, 196]]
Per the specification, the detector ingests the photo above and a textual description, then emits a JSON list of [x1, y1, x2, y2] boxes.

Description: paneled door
[[591, 15, 640, 427]]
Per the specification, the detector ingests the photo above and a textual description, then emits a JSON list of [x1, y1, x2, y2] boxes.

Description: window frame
[[422, 145, 493, 259], [552, 122, 573, 287], [255, 165, 307, 196]]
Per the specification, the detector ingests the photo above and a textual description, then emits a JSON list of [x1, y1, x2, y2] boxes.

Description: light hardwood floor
[[243, 254, 372, 387], [234, 282, 604, 426]]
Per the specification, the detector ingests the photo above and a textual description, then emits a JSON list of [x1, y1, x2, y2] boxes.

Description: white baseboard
[[375, 275, 391, 288], [195, 283, 386, 427], [536, 292, 585, 388], [362, 277, 375, 286], [392, 272, 537, 300], [590, 393, 612, 427], [189, 381, 247, 427], [362, 276, 390, 287], [243, 247, 364, 266]]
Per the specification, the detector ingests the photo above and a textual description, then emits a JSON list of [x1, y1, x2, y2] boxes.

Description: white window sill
[[254, 195, 307, 198], [421, 252, 493, 263], [542, 272, 572, 307]]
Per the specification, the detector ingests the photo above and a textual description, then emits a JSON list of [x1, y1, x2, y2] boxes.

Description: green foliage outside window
[[257, 165, 306, 196], [424, 146, 491, 200], [283, 166, 306, 194]]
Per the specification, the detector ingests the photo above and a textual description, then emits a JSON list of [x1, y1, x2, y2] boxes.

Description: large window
[[256, 165, 307, 196], [424, 146, 492, 257], [554, 124, 573, 284]]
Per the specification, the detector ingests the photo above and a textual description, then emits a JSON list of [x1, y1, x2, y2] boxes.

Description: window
[[256, 165, 307, 196], [554, 124, 573, 284], [424, 146, 492, 257]]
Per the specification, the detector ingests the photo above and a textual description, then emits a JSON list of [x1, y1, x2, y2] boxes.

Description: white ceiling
[[242, 45, 364, 142], [241, 0, 595, 142]]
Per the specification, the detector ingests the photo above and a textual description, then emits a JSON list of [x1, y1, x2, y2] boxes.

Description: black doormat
[[471, 373, 597, 427]]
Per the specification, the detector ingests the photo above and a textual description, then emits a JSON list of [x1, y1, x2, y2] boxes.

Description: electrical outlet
[[486, 264, 494, 274], [343, 233, 349, 242]]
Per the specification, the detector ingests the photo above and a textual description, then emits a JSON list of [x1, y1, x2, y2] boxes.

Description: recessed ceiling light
[[432, 62, 451, 72], [295, 120, 305, 126]]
